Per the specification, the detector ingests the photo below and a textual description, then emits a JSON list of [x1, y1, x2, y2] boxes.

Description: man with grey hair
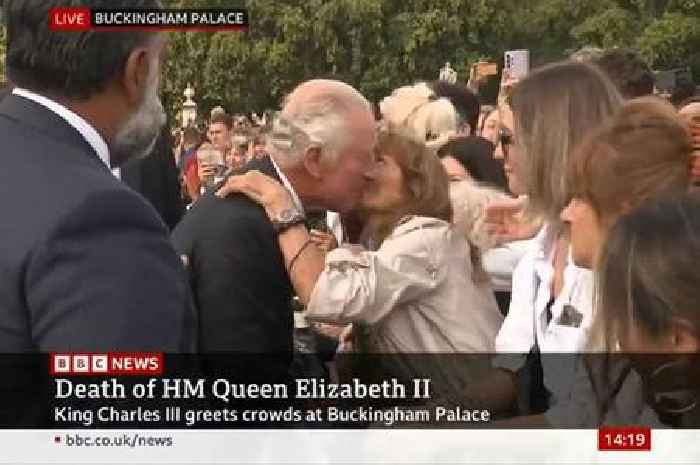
[[172, 79, 376, 356]]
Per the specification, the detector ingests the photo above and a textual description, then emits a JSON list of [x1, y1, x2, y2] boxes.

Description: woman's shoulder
[[390, 215, 451, 238], [379, 216, 455, 259]]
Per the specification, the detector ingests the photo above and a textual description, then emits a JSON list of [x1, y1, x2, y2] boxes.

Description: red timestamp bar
[[598, 426, 651, 451]]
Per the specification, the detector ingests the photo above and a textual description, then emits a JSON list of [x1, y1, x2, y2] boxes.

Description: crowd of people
[[2, 0, 700, 429]]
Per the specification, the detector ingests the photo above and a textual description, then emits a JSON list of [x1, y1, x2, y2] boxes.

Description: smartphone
[[504, 50, 530, 80]]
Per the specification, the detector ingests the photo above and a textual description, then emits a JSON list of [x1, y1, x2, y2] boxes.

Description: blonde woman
[[461, 61, 623, 417]]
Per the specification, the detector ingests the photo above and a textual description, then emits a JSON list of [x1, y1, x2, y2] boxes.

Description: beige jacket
[[305, 215, 504, 354]]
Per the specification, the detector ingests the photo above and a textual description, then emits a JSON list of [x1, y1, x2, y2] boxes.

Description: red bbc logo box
[[49, 353, 163, 376]]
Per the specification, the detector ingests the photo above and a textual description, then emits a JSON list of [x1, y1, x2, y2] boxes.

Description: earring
[[649, 359, 698, 415]]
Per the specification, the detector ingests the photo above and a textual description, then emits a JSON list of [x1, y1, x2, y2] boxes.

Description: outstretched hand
[[215, 170, 295, 218], [484, 196, 541, 245]]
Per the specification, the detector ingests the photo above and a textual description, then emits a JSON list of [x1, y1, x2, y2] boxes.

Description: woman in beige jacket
[[218, 125, 503, 358]]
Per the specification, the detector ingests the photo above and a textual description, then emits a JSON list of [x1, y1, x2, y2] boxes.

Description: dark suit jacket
[[0, 94, 195, 352], [172, 156, 294, 354], [121, 127, 185, 230]]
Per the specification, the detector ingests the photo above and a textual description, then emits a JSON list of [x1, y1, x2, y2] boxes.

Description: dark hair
[[594, 48, 655, 99], [586, 193, 700, 427], [5, 0, 162, 100], [182, 127, 201, 147], [670, 82, 698, 108], [430, 81, 480, 134], [209, 112, 233, 130], [478, 105, 496, 134], [439, 136, 508, 190]]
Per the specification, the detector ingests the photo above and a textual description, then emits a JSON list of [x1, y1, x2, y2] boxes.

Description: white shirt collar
[[12, 87, 119, 178], [269, 156, 304, 214]]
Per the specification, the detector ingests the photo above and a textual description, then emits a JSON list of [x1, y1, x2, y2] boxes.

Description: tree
[[160, 0, 700, 125]]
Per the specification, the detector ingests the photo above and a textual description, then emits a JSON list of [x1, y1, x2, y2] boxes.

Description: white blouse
[[304, 215, 504, 354]]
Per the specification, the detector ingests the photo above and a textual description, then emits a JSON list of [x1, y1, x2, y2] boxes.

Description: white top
[[482, 239, 534, 292], [495, 224, 594, 354], [11, 87, 120, 179], [493, 224, 595, 404], [305, 215, 504, 353]]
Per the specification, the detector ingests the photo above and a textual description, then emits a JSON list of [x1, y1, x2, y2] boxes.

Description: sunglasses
[[498, 127, 514, 158]]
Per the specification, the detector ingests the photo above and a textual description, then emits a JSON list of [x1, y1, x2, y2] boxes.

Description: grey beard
[[110, 79, 166, 167]]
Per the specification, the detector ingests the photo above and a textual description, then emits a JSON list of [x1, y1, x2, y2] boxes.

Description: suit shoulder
[[172, 194, 272, 250]]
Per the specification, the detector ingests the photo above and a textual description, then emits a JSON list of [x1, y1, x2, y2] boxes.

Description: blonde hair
[[379, 82, 457, 150], [509, 61, 623, 223], [568, 97, 692, 222]]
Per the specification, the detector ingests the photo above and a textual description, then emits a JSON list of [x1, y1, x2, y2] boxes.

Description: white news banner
[[1, 429, 699, 464]]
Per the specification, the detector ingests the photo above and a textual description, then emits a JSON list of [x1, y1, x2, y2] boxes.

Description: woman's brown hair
[[367, 124, 453, 244], [568, 97, 692, 223]]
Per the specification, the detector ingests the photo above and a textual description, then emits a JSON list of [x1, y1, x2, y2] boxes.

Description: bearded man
[[0, 0, 195, 352]]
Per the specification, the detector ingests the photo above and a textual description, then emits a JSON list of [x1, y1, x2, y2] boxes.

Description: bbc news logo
[[48, 8, 248, 32], [50, 353, 163, 376]]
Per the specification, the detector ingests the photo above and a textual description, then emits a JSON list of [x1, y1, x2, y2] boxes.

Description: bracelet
[[287, 238, 314, 273]]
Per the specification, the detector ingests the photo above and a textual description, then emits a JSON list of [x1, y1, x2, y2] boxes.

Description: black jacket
[[0, 94, 195, 352], [121, 127, 185, 230], [172, 156, 294, 354]]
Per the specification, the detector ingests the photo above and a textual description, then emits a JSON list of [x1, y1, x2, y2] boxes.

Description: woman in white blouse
[[217, 124, 504, 357]]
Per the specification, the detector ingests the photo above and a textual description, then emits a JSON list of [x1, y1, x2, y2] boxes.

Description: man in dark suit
[[172, 80, 376, 354], [122, 126, 186, 230], [0, 0, 194, 352]]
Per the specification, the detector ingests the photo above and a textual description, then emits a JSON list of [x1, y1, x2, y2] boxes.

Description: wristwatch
[[270, 207, 306, 234]]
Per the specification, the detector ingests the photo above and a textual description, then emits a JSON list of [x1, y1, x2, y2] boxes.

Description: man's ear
[[120, 47, 151, 107], [670, 318, 699, 353], [303, 146, 324, 179]]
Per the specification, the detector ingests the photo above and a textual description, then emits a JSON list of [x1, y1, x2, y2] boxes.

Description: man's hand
[[310, 229, 338, 253]]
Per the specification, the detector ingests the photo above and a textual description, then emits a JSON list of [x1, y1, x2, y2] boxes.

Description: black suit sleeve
[[25, 188, 195, 352], [178, 200, 293, 353]]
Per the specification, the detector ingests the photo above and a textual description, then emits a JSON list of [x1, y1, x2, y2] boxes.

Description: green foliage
[[0, 25, 5, 81], [153, 0, 700, 122]]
